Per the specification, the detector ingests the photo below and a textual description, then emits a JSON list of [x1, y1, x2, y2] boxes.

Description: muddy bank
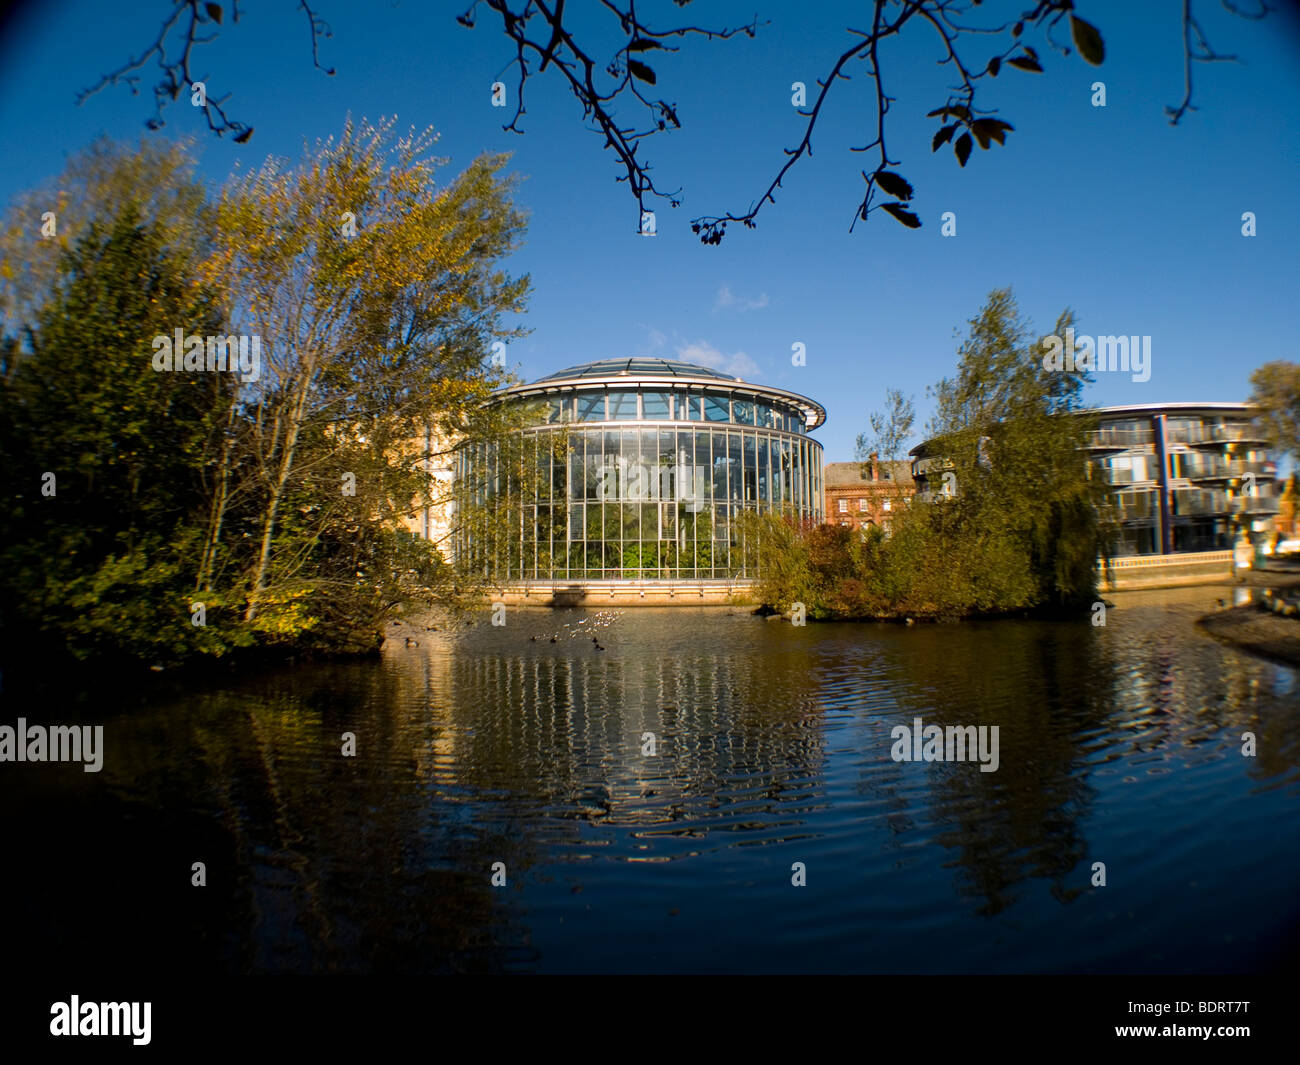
[[1197, 605, 1300, 668]]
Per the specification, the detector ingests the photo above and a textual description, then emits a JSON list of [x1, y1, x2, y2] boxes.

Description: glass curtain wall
[[457, 386, 823, 580]]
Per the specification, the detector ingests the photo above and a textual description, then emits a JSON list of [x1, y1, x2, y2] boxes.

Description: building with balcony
[[453, 357, 826, 602], [1084, 403, 1276, 556], [909, 402, 1278, 566]]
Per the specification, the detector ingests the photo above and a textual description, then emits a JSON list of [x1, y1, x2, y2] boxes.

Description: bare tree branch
[[1164, 0, 1263, 125], [75, 0, 335, 142], [81, 1, 1274, 238], [299, 0, 337, 76], [462, 0, 764, 230]]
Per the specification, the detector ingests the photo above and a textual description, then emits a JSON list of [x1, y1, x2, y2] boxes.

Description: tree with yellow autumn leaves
[[0, 120, 529, 668]]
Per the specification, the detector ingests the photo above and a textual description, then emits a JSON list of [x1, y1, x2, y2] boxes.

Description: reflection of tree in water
[[867, 621, 1112, 917], [10, 595, 1295, 975], [63, 631, 829, 974], [82, 665, 536, 974], [865, 600, 1300, 917]]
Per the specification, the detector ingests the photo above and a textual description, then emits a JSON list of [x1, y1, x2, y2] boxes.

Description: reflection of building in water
[[453, 358, 826, 603], [404, 647, 828, 832]]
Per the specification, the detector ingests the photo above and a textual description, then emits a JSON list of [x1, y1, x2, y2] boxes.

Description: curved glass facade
[[456, 360, 826, 582]]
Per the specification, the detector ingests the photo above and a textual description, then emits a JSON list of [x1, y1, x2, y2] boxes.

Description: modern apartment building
[[909, 402, 1278, 559], [1085, 403, 1276, 556]]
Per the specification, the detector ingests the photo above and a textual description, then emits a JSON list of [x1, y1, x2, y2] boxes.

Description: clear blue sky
[[1, 0, 1298, 460]]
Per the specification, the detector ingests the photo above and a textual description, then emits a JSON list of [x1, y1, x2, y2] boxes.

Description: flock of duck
[[397, 609, 625, 650], [527, 610, 623, 651]]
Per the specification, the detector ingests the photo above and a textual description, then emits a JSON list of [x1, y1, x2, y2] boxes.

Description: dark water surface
[[4, 586, 1299, 974]]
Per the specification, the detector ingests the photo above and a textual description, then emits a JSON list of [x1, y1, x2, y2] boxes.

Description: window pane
[[704, 394, 730, 422], [576, 392, 605, 422], [609, 391, 639, 420], [660, 428, 677, 463], [743, 435, 757, 503], [582, 437, 600, 501], [640, 429, 660, 500], [642, 392, 671, 420], [621, 429, 639, 469], [732, 398, 755, 426], [728, 433, 743, 501], [794, 440, 805, 508], [712, 431, 728, 505]]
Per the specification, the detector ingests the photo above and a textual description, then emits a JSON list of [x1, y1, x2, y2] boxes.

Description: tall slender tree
[[203, 118, 530, 627]]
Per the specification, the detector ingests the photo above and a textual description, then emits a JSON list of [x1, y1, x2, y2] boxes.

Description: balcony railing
[[1236, 496, 1280, 515], [1101, 469, 1156, 486], [1165, 423, 1267, 445], [1180, 459, 1274, 480], [1110, 504, 1156, 520], [1085, 428, 1155, 448]]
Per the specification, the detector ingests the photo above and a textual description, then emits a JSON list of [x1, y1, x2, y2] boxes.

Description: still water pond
[[5, 586, 1299, 973]]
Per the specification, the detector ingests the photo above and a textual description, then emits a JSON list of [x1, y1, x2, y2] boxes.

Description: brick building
[[824, 456, 914, 532]]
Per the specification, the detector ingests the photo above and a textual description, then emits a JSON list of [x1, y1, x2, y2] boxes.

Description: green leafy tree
[[0, 136, 210, 354], [1, 127, 539, 667], [922, 288, 1105, 610], [1247, 360, 1300, 463], [0, 207, 240, 665], [857, 388, 915, 469], [204, 117, 530, 631], [743, 288, 1109, 619]]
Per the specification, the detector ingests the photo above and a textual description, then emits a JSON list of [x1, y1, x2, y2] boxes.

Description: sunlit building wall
[[400, 426, 457, 553]]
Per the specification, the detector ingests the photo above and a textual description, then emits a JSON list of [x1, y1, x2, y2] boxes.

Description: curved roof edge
[[908, 401, 1259, 457], [532, 357, 739, 383], [1090, 401, 1254, 417], [496, 357, 827, 430]]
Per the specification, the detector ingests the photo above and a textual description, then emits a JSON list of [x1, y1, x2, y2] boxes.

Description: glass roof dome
[[503, 355, 827, 430], [533, 358, 739, 383]]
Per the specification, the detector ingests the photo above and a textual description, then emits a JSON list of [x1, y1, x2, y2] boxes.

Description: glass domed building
[[454, 358, 826, 599]]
